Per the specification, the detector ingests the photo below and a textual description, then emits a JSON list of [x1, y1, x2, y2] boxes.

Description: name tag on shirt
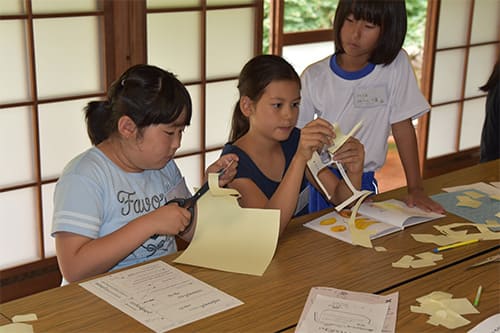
[[295, 187, 310, 215], [353, 85, 388, 108]]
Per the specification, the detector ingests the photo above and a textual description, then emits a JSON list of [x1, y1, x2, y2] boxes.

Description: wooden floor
[[375, 138, 406, 193]]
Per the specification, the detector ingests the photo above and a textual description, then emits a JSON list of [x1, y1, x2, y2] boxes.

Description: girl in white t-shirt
[[298, 0, 444, 214]]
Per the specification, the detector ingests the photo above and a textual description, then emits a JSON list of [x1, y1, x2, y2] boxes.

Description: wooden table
[[385, 249, 500, 332], [1, 160, 498, 332]]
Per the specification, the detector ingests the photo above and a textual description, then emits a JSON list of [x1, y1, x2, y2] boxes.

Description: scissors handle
[[150, 198, 195, 239]]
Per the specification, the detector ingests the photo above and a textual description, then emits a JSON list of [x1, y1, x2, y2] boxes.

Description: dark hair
[[479, 60, 499, 92], [333, 0, 407, 65], [229, 55, 301, 142], [85, 64, 192, 145]]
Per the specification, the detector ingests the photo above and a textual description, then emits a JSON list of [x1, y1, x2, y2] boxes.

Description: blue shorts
[[308, 167, 378, 213]]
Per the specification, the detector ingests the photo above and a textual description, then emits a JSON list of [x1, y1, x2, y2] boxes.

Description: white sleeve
[[389, 50, 430, 123]]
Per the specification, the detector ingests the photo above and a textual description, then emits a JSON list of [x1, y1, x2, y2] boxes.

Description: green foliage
[[263, 0, 427, 55]]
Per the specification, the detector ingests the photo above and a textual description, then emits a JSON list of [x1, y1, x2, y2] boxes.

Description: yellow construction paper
[[411, 291, 479, 329], [174, 173, 280, 276], [392, 252, 443, 269], [11, 314, 37, 323], [0, 323, 33, 333], [456, 195, 482, 208], [347, 191, 375, 248], [463, 191, 485, 199]]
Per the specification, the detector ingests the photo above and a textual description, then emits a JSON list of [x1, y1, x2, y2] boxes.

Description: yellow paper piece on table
[[411, 291, 479, 330], [456, 195, 482, 208], [463, 191, 485, 199], [11, 314, 37, 323], [0, 323, 33, 333], [392, 255, 414, 268], [174, 173, 280, 276], [347, 191, 375, 248], [489, 194, 500, 201], [374, 246, 387, 252]]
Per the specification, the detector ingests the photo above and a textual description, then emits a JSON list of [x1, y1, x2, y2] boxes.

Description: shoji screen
[[424, 0, 499, 161], [0, 0, 104, 270], [146, 0, 261, 192]]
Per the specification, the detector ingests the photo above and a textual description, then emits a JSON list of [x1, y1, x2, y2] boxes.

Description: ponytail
[[229, 101, 249, 142]]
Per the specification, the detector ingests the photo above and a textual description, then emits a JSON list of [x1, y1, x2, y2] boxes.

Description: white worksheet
[[80, 260, 243, 332]]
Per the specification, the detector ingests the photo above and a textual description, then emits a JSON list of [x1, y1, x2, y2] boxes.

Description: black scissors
[[151, 160, 233, 239]]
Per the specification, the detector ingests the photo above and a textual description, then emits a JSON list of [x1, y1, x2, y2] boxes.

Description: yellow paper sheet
[[174, 174, 280, 276]]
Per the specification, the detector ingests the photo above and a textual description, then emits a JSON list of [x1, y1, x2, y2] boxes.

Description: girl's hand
[[332, 137, 364, 174], [149, 204, 192, 235], [405, 188, 446, 213], [298, 118, 335, 162], [206, 153, 239, 187]]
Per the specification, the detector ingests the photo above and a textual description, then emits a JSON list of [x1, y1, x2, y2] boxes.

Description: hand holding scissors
[[153, 160, 235, 238]]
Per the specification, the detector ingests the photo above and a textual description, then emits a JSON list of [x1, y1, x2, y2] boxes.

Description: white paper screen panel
[[34, 16, 103, 99], [427, 104, 460, 158], [0, 20, 30, 103], [206, 8, 254, 79], [0, 188, 39, 270], [208, 0, 254, 5], [147, 12, 201, 82], [205, 150, 223, 169], [470, 0, 500, 44], [205, 80, 239, 148], [147, 0, 199, 8], [431, 49, 465, 105], [38, 99, 92, 179], [42, 183, 56, 257], [31, 0, 97, 13], [0, 107, 35, 187], [0, 0, 24, 14], [465, 45, 498, 99], [460, 98, 486, 151], [174, 155, 201, 193], [436, 0, 469, 49], [178, 85, 202, 154]]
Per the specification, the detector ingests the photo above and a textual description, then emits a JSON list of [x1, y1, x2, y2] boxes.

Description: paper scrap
[[174, 173, 280, 276], [442, 182, 500, 197], [392, 252, 443, 269], [412, 222, 500, 246], [11, 314, 37, 323], [411, 291, 479, 329], [0, 323, 33, 333], [463, 191, 485, 199], [456, 195, 482, 208], [374, 246, 387, 252]]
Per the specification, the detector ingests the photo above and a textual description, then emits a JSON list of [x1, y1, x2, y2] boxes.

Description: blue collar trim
[[329, 54, 375, 80]]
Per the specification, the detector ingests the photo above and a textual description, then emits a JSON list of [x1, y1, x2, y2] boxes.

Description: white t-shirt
[[298, 49, 430, 172], [52, 147, 190, 272]]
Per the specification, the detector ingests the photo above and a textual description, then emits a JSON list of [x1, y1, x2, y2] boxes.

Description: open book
[[304, 199, 445, 245]]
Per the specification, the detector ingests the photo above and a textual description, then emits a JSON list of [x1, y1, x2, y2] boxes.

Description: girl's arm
[[391, 119, 445, 213], [230, 154, 309, 235], [229, 120, 334, 234], [55, 204, 191, 283]]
